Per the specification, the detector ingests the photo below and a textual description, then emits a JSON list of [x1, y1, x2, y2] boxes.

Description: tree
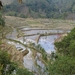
[[48, 56, 75, 75], [50, 28, 75, 75], [54, 28, 75, 57]]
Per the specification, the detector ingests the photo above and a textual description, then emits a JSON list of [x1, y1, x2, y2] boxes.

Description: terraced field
[[1, 16, 75, 75], [5, 16, 75, 30]]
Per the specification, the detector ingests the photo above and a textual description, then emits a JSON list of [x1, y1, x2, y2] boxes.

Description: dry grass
[[0, 25, 12, 39], [0, 39, 24, 68], [5, 16, 75, 30]]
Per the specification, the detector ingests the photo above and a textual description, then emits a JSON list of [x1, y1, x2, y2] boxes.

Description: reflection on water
[[23, 34, 59, 53], [38, 35, 59, 53], [6, 28, 67, 75], [6, 28, 61, 53], [24, 35, 39, 41]]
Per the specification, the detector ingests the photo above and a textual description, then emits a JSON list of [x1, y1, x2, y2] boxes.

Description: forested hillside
[[3, 0, 75, 19]]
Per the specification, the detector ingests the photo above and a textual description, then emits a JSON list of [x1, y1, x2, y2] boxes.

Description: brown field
[[5, 16, 75, 30]]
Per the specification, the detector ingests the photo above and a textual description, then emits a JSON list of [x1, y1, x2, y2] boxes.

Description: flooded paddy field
[[5, 16, 73, 75]]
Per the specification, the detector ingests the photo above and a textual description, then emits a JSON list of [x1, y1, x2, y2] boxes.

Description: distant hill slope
[[3, 0, 75, 19], [0, 0, 14, 5]]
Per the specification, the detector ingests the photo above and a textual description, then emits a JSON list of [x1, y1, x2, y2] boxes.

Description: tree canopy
[[48, 28, 75, 75], [3, 0, 75, 19], [54, 28, 75, 57]]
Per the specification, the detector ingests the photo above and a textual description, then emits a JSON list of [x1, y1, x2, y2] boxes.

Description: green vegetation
[[36, 44, 48, 61], [54, 28, 75, 57], [0, 48, 17, 75], [48, 56, 75, 75], [0, 12, 33, 74], [48, 28, 75, 75], [3, 0, 75, 19], [1, 0, 75, 74], [15, 68, 33, 75], [29, 43, 48, 62], [0, 41, 33, 75], [0, 13, 5, 26]]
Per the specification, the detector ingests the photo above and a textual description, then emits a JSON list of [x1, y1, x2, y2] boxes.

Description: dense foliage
[[48, 56, 75, 75], [48, 28, 75, 75], [54, 28, 75, 57], [3, 0, 75, 19], [0, 49, 17, 75]]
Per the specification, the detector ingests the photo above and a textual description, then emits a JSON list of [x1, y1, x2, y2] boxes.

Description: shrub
[[16, 68, 33, 75], [19, 14, 27, 18], [48, 56, 75, 75], [0, 13, 5, 26]]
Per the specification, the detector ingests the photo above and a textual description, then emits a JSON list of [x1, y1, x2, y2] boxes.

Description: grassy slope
[[5, 16, 75, 30]]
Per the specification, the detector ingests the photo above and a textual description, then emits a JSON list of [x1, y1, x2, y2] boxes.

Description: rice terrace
[[0, 0, 75, 75]]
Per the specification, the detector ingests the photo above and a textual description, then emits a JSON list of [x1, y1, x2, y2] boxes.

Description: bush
[[16, 68, 33, 75], [54, 28, 75, 57], [19, 14, 27, 18], [0, 50, 17, 75], [7, 11, 18, 17], [0, 64, 3, 75], [0, 13, 5, 26], [48, 56, 75, 75]]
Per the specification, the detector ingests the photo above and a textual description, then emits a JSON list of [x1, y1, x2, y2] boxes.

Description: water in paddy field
[[6, 28, 64, 53], [22, 29, 64, 35], [6, 28, 68, 75], [38, 35, 59, 53], [23, 34, 59, 53], [23, 34, 60, 54]]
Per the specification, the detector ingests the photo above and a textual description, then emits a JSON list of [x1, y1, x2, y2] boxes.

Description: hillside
[[0, 0, 14, 5], [0, 0, 75, 74], [0, 15, 75, 75], [3, 0, 75, 19]]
